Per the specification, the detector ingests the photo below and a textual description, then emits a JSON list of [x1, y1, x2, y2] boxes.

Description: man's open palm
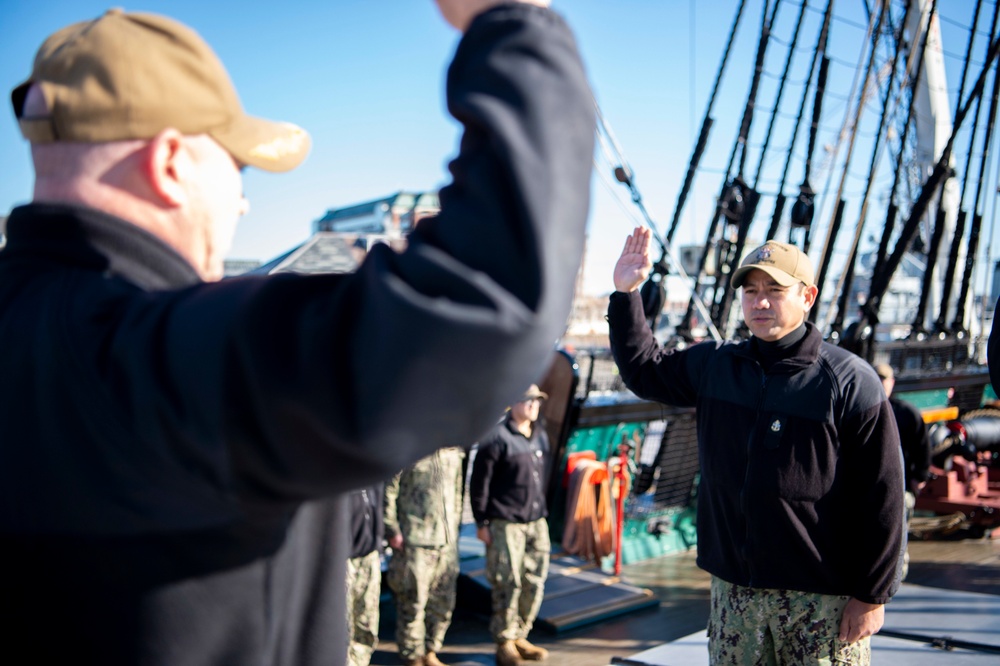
[[613, 226, 654, 293]]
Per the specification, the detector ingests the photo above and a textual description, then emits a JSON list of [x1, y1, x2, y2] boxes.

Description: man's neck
[[753, 322, 807, 371], [512, 417, 532, 437], [33, 188, 209, 282]]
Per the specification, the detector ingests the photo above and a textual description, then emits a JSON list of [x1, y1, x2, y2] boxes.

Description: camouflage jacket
[[384, 447, 466, 548]]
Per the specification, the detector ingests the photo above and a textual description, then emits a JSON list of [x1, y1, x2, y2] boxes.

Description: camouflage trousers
[[485, 518, 550, 643], [346, 549, 382, 666], [708, 577, 871, 665], [386, 543, 459, 660]]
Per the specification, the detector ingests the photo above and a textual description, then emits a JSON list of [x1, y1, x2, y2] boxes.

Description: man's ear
[[143, 128, 188, 208], [803, 284, 819, 310]]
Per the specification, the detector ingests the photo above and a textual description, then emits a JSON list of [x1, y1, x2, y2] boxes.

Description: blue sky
[[0, 1, 989, 298]]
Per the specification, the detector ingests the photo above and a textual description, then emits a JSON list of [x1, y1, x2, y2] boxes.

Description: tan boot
[[496, 640, 523, 666], [513, 638, 549, 661], [424, 651, 448, 666]]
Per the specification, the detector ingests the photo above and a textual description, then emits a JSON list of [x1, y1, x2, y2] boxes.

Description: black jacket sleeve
[[607, 290, 707, 407], [470, 437, 501, 525], [131, 6, 596, 501], [840, 398, 906, 604]]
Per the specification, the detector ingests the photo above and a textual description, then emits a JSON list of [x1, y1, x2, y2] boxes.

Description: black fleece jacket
[[350, 484, 385, 559], [470, 415, 550, 526], [0, 6, 595, 664], [608, 291, 905, 604]]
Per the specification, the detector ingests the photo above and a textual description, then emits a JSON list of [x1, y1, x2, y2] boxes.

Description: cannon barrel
[[929, 409, 1000, 466]]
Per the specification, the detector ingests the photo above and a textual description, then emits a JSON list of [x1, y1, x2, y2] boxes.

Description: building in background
[[229, 192, 440, 278], [313, 191, 439, 238]]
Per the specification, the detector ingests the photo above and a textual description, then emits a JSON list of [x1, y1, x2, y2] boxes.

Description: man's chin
[[749, 324, 779, 341]]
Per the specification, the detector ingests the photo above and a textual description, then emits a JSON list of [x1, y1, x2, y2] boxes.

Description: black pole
[[712, 188, 761, 333], [736, 1, 779, 178], [666, 118, 714, 246], [831, 1, 912, 336], [934, 0, 991, 334], [676, 2, 774, 340], [768, 0, 834, 241], [814, 4, 886, 310], [954, 43, 1000, 331], [752, 0, 810, 186], [766, 193, 787, 241], [787, 53, 831, 246], [810, 198, 845, 324], [665, 0, 750, 245], [912, 202, 951, 335], [935, 209, 967, 332], [864, 33, 1000, 324]]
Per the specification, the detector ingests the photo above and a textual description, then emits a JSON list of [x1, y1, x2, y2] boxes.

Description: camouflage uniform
[[346, 549, 382, 666], [708, 577, 871, 665], [484, 517, 550, 642], [384, 447, 466, 662]]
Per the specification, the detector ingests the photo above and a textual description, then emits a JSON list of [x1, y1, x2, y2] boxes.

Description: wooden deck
[[369, 537, 1000, 666]]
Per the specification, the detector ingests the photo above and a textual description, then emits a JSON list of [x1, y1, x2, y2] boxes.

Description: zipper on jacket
[[740, 366, 767, 586], [361, 488, 371, 526]]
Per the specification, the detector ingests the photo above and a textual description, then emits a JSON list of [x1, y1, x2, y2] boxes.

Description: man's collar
[[4, 202, 202, 290]]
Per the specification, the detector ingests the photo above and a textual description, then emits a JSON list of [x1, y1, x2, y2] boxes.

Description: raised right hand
[[613, 226, 653, 293], [435, 0, 551, 32]]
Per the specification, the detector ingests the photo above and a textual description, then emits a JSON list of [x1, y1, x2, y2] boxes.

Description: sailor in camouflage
[[709, 578, 871, 665], [470, 385, 552, 666], [346, 553, 382, 666], [384, 447, 467, 666]]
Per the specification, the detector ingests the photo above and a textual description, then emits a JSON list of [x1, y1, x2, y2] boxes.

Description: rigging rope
[[828, 1, 916, 336], [863, 31, 1000, 328], [871, 0, 936, 287], [666, 0, 750, 246], [766, 0, 833, 242], [752, 0, 811, 187], [954, 25, 1000, 332], [810, 1, 880, 284], [936, 0, 990, 333], [812, 3, 887, 324], [591, 125, 724, 341]]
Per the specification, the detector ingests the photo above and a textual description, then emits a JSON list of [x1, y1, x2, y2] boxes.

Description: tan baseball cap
[[10, 9, 310, 173], [522, 384, 548, 401], [731, 241, 815, 288]]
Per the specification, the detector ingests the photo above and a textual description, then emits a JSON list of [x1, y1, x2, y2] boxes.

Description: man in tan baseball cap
[[12, 8, 310, 173], [1, 3, 598, 665], [730, 239, 818, 342], [10, 8, 310, 281], [608, 226, 902, 662], [730, 240, 815, 289]]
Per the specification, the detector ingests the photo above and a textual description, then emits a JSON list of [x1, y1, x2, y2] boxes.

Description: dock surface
[[369, 538, 1000, 665]]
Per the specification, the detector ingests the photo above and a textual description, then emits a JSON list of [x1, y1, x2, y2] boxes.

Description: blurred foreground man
[[0, 2, 595, 664], [607, 228, 904, 665]]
